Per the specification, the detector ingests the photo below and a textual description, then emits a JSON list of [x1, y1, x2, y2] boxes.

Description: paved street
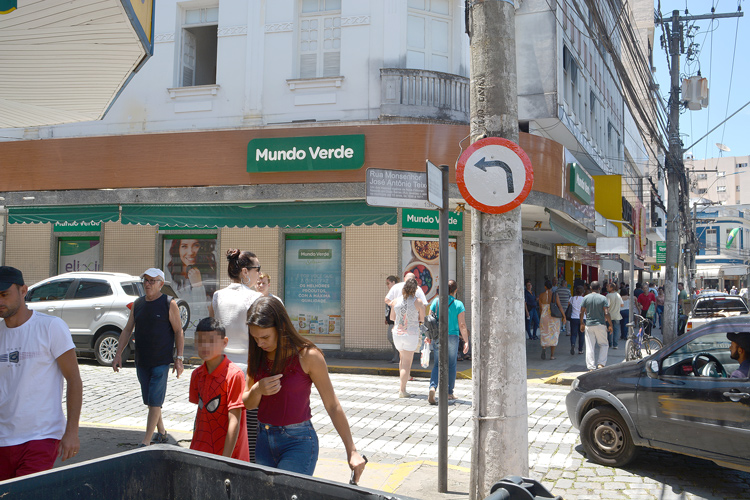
[[66, 360, 750, 500]]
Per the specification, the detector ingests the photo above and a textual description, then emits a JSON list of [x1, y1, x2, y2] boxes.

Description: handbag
[[646, 302, 656, 319], [550, 291, 563, 318], [565, 303, 573, 319]]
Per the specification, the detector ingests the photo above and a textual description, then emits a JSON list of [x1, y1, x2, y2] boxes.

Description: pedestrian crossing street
[[77, 363, 572, 470]]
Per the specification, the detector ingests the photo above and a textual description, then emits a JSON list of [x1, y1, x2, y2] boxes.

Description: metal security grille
[[343, 224, 398, 350], [5, 222, 52, 285], [218, 227, 280, 293], [102, 222, 157, 277]]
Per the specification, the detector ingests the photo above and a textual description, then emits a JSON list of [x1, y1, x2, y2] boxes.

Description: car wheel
[[94, 331, 126, 366], [580, 406, 638, 467], [177, 300, 190, 332]]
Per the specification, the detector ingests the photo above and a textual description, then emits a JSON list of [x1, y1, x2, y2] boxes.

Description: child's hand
[[257, 374, 283, 396]]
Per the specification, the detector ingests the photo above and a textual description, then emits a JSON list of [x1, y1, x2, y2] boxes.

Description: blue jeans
[[135, 364, 170, 407], [569, 318, 583, 352], [608, 321, 620, 347], [620, 310, 629, 340], [656, 305, 664, 328], [256, 420, 319, 475], [525, 309, 539, 339], [429, 335, 459, 395]]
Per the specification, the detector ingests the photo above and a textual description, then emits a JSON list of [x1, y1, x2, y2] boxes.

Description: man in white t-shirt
[[0, 266, 82, 480], [385, 272, 429, 309]]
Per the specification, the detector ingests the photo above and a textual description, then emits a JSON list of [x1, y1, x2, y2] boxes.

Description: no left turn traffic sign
[[456, 137, 533, 214]]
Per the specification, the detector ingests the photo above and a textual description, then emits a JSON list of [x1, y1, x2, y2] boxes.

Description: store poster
[[284, 238, 342, 337], [401, 236, 457, 302], [163, 237, 218, 334], [59, 239, 101, 274]]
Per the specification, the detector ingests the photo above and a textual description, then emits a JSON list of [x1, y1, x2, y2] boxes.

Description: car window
[[26, 280, 74, 302], [121, 281, 144, 297], [661, 331, 739, 376], [73, 280, 112, 299], [692, 297, 748, 317]]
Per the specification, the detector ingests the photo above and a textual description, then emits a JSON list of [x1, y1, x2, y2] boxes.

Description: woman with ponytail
[[208, 249, 262, 460]]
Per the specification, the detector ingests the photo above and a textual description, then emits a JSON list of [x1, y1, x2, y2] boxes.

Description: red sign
[[456, 137, 533, 214]]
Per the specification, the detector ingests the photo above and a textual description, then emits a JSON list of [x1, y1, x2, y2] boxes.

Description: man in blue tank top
[[113, 268, 184, 447]]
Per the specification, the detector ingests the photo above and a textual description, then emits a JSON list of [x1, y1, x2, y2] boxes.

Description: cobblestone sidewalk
[[77, 363, 750, 500]]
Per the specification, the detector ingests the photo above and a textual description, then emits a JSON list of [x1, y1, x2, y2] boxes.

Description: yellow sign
[[127, 0, 154, 43], [650, 265, 661, 272]]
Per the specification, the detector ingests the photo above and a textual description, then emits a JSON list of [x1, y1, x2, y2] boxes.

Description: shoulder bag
[[550, 291, 563, 318]]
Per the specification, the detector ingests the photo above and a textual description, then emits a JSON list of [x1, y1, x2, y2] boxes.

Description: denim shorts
[[255, 420, 319, 476], [136, 364, 170, 407]]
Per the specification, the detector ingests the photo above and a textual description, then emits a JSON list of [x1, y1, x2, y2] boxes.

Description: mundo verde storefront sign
[[568, 162, 592, 205], [402, 209, 463, 231], [247, 134, 365, 173]]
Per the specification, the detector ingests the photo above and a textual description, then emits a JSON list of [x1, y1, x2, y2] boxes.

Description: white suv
[[25, 272, 144, 366]]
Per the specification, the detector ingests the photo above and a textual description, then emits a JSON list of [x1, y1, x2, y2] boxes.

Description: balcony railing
[[380, 68, 469, 123]]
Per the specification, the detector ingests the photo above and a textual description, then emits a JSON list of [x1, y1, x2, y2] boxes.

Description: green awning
[[121, 201, 396, 228], [8, 205, 120, 226]]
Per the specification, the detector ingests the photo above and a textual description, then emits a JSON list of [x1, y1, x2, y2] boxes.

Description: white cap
[[141, 268, 165, 281]]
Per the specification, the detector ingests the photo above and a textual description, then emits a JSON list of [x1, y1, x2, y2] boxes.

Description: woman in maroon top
[[243, 296, 366, 481]]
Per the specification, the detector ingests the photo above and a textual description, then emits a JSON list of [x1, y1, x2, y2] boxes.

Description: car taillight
[[686, 321, 692, 331], [126, 302, 134, 310]]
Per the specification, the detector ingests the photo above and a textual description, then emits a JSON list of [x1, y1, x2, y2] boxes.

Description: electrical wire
[[719, 14, 741, 146]]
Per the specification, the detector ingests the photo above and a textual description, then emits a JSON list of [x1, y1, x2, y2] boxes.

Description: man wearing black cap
[[0, 266, 82, 480], [727, 332, 750, 379]]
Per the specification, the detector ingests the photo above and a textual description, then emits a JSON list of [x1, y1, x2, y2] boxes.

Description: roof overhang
[[0, 0, 154, 128]]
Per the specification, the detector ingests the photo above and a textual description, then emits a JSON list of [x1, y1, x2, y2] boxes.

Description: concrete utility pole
[[662, 9, 681, 345], [467, 2, 528, 499], [661, 8, 743, 344]]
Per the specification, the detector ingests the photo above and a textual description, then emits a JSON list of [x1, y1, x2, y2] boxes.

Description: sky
[[652, 0, 750, 160]]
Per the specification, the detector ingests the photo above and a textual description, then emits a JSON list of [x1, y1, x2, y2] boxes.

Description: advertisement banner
[[401, 236, 457, 302], [163, 236, 218, 335], [284, 238, 342, 339], [59, 239, 100, 274]]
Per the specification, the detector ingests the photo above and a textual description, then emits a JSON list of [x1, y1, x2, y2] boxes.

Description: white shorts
[[393, 333, 419, 352]]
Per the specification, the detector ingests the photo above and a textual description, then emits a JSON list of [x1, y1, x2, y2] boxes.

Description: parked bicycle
[[625, 314, 663, 361]]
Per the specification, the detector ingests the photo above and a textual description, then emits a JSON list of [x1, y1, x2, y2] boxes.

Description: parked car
[[25, 273, 191, 365], [566, 315, 750, 472], [161, 282, 190, 333], [25, 272, 143, 366], [685, 293, 749, 334]]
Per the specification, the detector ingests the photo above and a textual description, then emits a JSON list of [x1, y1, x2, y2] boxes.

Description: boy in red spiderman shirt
[[189, 317, 249, 461]]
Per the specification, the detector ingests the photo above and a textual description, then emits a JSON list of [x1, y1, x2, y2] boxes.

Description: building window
[[706, 228, 717, 254], [718, 171, 726, 177], [697, 188, 707, 194], [562, 45, 578, 115], [736, 162, 748, 169], [717, 186, 727, 193], [299, 0, 341, 79], [180, 7, 219, 87], [697, 173, 708, 180], [737, 185, 741, 192], [407, 0, 451, 72]]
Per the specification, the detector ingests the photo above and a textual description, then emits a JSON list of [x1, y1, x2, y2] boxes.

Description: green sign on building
[[247, 134, 365, 173], [401, 209, 463, 231], [656, 241, 666, 264], [569, 162, 592, 205]]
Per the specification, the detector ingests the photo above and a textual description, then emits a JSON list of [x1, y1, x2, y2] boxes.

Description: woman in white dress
[[389, 278, 425, 398], [208, 249, 262, 460]]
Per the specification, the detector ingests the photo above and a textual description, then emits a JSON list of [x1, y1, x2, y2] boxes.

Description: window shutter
[[323, 51, 339, 77], [182, 30, 196, 87], [300, 54, 317, 79]]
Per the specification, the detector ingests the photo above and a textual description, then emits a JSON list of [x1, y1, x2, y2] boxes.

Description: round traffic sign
[[456, 137, 533, 214]]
